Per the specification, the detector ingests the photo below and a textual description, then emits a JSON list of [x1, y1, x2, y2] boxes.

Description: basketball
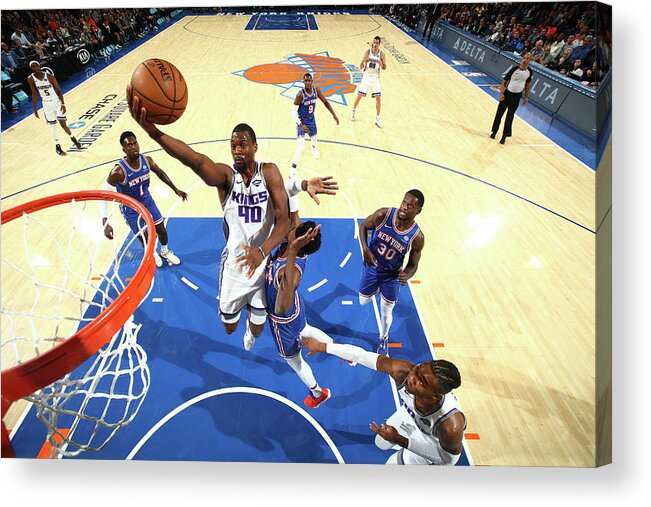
[[130, 58, 188, 125]]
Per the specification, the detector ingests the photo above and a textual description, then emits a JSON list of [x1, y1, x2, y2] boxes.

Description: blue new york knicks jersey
[[115, 154, 163, 235], [264, 252, 308, 358], [115, 154, 152, 202], [298, 86, 317, 123], [369, 208, 420, 272]]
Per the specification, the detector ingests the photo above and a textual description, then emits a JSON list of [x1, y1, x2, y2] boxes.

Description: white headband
[[29, 60, 39, 67]]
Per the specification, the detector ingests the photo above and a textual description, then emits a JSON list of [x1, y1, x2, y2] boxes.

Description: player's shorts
[[218, 249, 267, 323], [296, 118, 317, 138], [120, 195, 163, 236], [267, 308, 307, 358], [42, 99, 66, 123], [358, 74, 381, 97], [359, 264, 400, 304]]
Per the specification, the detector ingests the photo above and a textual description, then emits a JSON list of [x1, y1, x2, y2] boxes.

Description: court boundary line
[[125, 387, 345, 463], [2, 138, 595, 234]]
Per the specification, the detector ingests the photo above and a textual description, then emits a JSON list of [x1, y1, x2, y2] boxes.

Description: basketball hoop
[[1, 190, 156, 458]]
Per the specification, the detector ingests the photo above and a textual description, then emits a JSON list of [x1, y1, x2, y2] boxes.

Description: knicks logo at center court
[[233, 52, 362, 106]]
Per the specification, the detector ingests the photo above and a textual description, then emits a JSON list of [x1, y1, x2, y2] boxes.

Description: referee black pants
[[491, 90, 522, 138]]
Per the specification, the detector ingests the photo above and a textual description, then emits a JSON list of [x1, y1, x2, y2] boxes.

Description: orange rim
[[1, 191, 156, 424]]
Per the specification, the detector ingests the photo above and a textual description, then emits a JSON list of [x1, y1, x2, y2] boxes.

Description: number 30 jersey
[[222, 162, 276, 262], [369, 207, 420, 272]]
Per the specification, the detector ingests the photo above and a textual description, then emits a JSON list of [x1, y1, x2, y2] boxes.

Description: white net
[[1, 195, 153, 458]]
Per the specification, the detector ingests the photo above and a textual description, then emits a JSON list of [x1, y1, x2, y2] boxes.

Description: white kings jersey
[[397, 381, 466, 440], [364, 47, 382, 78], [31, 71, 58, 102], [221, 162, 276, 263]]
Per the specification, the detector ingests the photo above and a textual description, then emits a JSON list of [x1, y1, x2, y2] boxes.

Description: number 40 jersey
[[222, 162, 276, 262], [369, 207, 420, 272]]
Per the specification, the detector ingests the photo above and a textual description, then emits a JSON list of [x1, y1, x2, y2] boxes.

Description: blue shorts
[[267, 311, 307, 358], [359, 264, 401, 304], [120, 195, 163, 236], [297, 118, 317, 138]]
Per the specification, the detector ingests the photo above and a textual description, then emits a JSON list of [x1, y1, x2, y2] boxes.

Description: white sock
[[292, 136, 305, 166], [51, 123, 59, 143], [311, 136, 318, 149], [160, 243, 169, 254], [286, 353, 321, 397], [379, 298, 395, 338], [300, 323, 333, 344]]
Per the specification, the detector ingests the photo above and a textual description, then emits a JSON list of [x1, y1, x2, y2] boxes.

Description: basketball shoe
[[304, 388, 331, 409], [351, 109, 356, 121], [55, 144, 65, 155], [71, 136, 82, 149], [377, 335, 388, 355], [153, 251, 163, 268], [160, 249, 180, 266], [375, 116, 383, 128], [311, 145, 321, 159], [243, 320, 257, 351]]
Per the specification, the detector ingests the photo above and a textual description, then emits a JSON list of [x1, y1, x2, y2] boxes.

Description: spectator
[[570, 35, 594, 65], [471, 17, 490, 38], [1, 42, 20, 76], [540, 43, 555, 67], [568, 58, 584, 80], [550, 47, 574, 74], [549, 33, 566, 60], [45, 30, 64, 54], [11, 27, 34, 49], [2, 83, 18, 113], [530, 39, 545, 63], [11, 39, 31, 61], [33, 35, 48, 59]]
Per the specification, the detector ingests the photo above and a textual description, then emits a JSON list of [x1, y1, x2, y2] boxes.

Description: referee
[[491, 52, 533, 145]]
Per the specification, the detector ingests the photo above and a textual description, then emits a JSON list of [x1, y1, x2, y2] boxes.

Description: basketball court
[[1, 11, 605, 466]]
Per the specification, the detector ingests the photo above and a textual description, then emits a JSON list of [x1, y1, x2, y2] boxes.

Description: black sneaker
[[71, 136, 82, 149], [55, 144, 65, 155]]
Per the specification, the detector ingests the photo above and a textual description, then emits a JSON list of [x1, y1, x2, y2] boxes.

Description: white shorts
[[42, 99, 66, 123], [375, 404, 436, 465], [218, 250, 267, 323], [358, 74, 381, 97]]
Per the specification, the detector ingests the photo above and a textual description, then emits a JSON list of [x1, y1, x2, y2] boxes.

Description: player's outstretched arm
[[275, 225, 320, 315], [398, 230, 425, 284], [147, 157, 188, 200], [126, 84, 229, 188], [300, 337, 414, 380]]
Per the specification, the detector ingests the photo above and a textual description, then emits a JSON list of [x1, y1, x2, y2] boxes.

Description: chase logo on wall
[[76, 49, 91, 65], [233, 52, 362, 106]]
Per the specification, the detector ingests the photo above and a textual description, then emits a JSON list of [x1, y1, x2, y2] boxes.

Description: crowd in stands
[[433, 2, 610, 88], [1, 4, 611, 114], [374, 2, 609, 88], [1, 8, 174, 113]]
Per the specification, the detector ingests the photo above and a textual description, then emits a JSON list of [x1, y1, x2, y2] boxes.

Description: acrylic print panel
[[1, 1, 611, 467]]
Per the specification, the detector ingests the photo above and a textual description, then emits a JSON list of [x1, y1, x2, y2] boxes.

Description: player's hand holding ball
[[128, 58, 188, 127]]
